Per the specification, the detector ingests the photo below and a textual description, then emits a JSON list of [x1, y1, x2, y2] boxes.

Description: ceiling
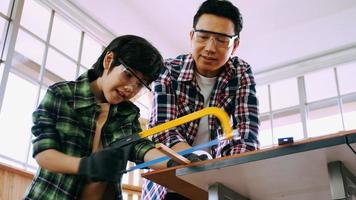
[[70, 0, 356, 74]]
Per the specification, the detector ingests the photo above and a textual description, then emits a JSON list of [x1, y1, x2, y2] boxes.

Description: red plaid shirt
[[142, 54, 259, 200]]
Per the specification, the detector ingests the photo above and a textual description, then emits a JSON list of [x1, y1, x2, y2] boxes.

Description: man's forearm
[[170, 141, 191, 152], [144, 141, 191, 169], [143, 148, 168, 169], [35, 149, 81, 174]]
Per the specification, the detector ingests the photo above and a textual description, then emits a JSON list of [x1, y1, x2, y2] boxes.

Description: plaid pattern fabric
[[24, 69, 155, 200], [142, 54, 259, 200]]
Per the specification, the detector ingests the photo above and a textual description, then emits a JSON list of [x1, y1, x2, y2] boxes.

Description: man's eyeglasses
[[192, 29, 238, 48], [117, 58, 152, 92]]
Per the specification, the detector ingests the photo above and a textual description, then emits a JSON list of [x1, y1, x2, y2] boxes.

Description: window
[[122, 163, 130, 184], [15, 29, 45, 66], [38, 87, 47, 106], [0, 15, 4, 31], [0, 0, 11, 15], [122, 193, 128, 200], [256, 85, 270, 113], [0, 73, 37, 163], [270, 78, 299, 110], [0, 17, 7, 48], [133, 169, 140, 186], [342, 96, 356, 130], [0, 63, 4, 83], [133, 92, 153, 120], [45, 48, 77, 81], [13, 29, 45, 83], [259, 115, 273, 147], [20, 0, 51, 40], [307, 100, 343, 137], [79, 66, 88, 77], [305, 68, 337, 102], [337, 61, 356, 95], [122, 162, 145, 199], [27, 142, 38, 171], [27, 87, 47, 170], [272, 109, 303, 143], [50, 14, 81, 59], [81, 34, 103, 68]]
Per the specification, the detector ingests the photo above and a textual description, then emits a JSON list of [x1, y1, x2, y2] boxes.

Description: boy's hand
[[78, 143, 131, 182]]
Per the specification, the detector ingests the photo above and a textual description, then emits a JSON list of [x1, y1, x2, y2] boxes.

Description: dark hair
[[193, 0, 243, 36], [92, 35, 163, 84]]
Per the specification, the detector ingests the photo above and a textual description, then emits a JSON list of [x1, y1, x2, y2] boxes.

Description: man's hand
[[78, 142, 132, 182], [167, 152, 210, 167]]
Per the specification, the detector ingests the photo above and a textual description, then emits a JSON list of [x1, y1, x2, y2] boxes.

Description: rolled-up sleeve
[[150, 67, 187, 148], [131, 139, 155, 164], [131, 118, 155, 164], [31, 88, 61, 157], [222, 64, 260, 156]]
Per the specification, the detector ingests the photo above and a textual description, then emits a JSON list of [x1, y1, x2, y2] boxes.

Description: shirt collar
[[225, 58, 237, 76], [178, 54, 236, 82], [177, 54, 195, 82], [73, 69, 97, 110]]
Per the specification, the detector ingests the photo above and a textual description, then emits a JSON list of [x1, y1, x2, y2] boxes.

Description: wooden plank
[[0, 162, 33, 179], [155, 143, 190, 165], [0, 164, 32, 200]]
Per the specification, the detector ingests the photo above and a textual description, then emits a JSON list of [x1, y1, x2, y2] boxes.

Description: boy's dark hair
[[92, 35, 163, 84], [193, 0, 243, 36]]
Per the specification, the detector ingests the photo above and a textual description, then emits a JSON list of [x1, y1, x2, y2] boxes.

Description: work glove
[[78, 136, 137, 182], [167, 150, 211, 167]]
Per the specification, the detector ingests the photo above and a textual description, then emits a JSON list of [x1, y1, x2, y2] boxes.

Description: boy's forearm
[[35, 149, 81, 174]]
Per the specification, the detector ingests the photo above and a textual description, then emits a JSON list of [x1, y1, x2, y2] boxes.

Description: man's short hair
[[193, 0, 243, 36], [91, 35, 164, 84]]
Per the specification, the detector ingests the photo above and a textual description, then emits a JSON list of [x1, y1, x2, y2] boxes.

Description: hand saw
[[114, 107, 233, 173]]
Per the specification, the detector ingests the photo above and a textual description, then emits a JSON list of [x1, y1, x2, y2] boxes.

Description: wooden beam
[[155, 143, 190, 165]]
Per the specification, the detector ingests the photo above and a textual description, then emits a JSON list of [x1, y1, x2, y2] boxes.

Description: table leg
[[208, 182, 249, 200], [328, 161, 356, 200]]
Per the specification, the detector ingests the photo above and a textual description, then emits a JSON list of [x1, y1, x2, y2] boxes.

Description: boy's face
[[100, 53, 146, 104]]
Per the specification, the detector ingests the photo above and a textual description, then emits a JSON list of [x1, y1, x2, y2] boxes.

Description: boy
[[24, 35, 169, 200]]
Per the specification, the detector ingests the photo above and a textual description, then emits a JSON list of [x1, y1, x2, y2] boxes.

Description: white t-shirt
[[192, 72, 217, 152]]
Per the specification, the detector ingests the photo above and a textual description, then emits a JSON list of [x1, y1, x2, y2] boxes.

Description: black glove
[[167, 153, 209, 167], [78, 142, 132, 182]]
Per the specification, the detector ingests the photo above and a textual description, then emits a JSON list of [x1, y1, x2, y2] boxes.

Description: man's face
[[190, 14, 239, 77], [100, 54, 146, 104]]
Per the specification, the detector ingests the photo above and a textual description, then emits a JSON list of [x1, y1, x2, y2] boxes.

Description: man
[[24, 35, 173, 200], [142, 0, 260, 199]]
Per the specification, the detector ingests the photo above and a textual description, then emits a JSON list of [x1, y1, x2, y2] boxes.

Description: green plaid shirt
[[24, 70, 155, 200]]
